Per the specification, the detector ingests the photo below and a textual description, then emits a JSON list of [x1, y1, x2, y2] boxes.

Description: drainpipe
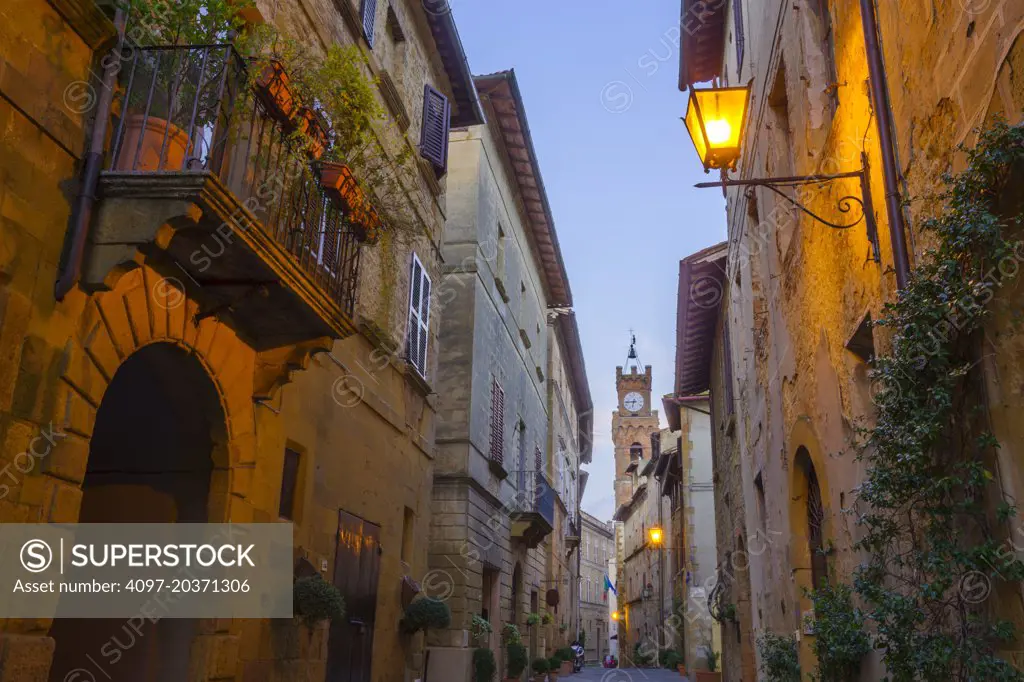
[[55, 8, 127, 301], [859, 0, 911, 290]]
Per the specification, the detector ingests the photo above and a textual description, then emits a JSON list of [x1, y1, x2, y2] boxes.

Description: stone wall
[[712, 0, 1024, 677]]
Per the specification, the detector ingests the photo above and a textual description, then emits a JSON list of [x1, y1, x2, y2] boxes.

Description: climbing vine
[[846, 120, 1024, 681]]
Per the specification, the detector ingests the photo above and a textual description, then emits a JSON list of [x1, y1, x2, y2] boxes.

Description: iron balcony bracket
[[694, 152, 881, 264]]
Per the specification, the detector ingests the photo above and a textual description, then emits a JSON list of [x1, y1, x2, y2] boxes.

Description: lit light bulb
[[705, 119, 732, 145]]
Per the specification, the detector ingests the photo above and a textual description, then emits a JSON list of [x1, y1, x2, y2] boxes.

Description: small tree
[[757, 632, 800, 682]]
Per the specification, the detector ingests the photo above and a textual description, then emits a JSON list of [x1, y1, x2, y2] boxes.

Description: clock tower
[[612, 336, 660, 509]]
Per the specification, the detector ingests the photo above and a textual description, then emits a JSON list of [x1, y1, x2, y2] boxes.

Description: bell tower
[[612, 335, 660, 509]]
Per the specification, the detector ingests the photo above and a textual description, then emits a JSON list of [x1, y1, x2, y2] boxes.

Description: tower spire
[[625, 331, 642, 371]]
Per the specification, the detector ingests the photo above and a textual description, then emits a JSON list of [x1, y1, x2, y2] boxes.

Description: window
[[386, 4, 405, 42], [490, 378, 505, 465], [406, 253, 431, 377], [733, 0, 745, 73], [629, 442, 643, 461], [360, 0, 377, 47], [810, 0, 839, 114], [401, 506, 415, 564], [420, 84, 451, 174], [278, 448, 301, 520]]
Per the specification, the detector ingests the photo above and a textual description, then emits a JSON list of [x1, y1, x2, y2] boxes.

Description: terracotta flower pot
[[114, 114, 190, 171], [548, 672, 559, 681], [253, 59, 296, 122], [559, 661, 572, 675], [677, 663, 687, 676], [296, 107, 329, 160], [319, 162, 382, 243], [694, 672, 721, 682], [320, 162, 361, 213]]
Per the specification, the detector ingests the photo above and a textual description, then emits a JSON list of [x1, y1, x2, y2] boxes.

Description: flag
[[604, 575, 616, 596]]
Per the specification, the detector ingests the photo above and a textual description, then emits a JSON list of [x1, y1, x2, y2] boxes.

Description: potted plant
[[556, 647, 573, 675], [114, 0, 251, 171], [295, 106, 329, 159], [526, 612, 541, 628], [541, 612, 554, 626], [548, 655, 562, 679], [502, 622, 522, 645], [473, 647, 497, 682], [505, 641, 528, 682], [292, 574, 345, 626], [695, 649, 721, 682], [531, 658, 549, 682], [400, 597, 451, 635]]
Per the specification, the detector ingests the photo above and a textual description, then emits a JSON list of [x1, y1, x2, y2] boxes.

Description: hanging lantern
[[682, 84, 751, 171]]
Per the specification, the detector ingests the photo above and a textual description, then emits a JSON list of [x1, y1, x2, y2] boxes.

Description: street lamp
[[681, 83, 881, 263], [648, 526, 664, 547], [611, 611, 620, 621], [683, 85, 750, 172]]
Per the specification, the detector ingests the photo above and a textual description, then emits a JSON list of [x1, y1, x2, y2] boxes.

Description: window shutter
[[490, 378, 504, 465], [360, 0, 378, 47], [406, 253, 431, 377], [733, 0, 745, 71], [420, 84, 451, 173]]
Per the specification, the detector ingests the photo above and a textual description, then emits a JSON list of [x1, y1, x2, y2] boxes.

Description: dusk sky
[[454, 0, 728, 522]]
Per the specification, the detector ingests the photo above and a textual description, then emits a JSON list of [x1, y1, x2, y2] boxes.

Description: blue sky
[[454, 0, 727, 522]]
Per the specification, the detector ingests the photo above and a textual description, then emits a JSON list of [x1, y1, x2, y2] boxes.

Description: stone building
[[546, 309, 592, 650], [0, 0, 483, 680], [668, 243, 746, 678], [428, 68, 589, 679], [679, 0, 1024, 678], [579, 511, 614, 663]]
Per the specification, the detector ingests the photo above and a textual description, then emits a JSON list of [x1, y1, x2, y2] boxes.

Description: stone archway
[[786, 418, 832, 677], [42, 265, 263, 682]]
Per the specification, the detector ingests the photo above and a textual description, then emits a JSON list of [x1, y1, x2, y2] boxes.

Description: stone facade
[[579, 512, 614, 663], [0, 1, 481, 681], [679, 0, 1024, 679], [429, 69, 589, 680]]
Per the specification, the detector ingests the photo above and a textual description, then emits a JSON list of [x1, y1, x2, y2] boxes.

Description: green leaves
[[850, 120, 1024, 682], [757, 631, 800, 682]]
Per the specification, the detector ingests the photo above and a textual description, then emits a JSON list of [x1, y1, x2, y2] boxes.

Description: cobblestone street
[[567, 667, 690, 682]]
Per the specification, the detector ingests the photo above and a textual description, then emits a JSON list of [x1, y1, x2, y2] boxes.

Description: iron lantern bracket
[[694, 153, 880, 264]]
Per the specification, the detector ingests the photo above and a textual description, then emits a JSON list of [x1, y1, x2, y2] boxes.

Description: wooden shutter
[[420, 84, 450, 173], [490, 378, 504, 465], [405, 253, 431, 377], [360, 0, 377, 47], [278, 448, 301, 519], [733, 0, 745, 71]]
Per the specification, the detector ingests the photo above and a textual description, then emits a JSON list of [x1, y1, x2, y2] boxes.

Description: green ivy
[[810, 583, 871, 682], [849, 120, 1024, 681]]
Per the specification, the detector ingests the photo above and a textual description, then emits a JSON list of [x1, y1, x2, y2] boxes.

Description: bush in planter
[[531, 657, 549, 674], [756, 632, 800, 682], [526, 612, 541, 627], [660, 650, 683, 669], [506, 642, 528, 678], [400, 597, 451, 634], [473, 647, 496, 682], [556, 647, 574, 663], [548, 656, 562, 673], [502, 622, 522, 645], [292, 575, 345, 627]]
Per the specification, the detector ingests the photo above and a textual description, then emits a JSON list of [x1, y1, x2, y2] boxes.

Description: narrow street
[[2, 1, 1023, 681], [571, 668, 689, 682]]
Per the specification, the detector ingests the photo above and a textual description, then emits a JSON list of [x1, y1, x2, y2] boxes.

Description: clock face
[[623, 392, 644, 412]]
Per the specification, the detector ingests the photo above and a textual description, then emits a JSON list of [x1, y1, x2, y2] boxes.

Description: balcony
[[510, 471, 555, 549], [85, 45, 367, 349], [565, 515, 581, 551]]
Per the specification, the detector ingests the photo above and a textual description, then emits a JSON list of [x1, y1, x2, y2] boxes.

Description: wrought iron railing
[[510, 470, 556, 529], [108, 44, 361, 317]]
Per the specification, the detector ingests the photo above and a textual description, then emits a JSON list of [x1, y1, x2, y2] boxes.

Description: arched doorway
[[795, 447, 827, 590], [48, 343, 227, 682]]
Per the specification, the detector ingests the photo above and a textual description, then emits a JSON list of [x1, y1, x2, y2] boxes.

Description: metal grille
[[108, 44, 362, 318]]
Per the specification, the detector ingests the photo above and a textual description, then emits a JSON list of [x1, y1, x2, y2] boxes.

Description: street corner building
[[426, 69, 593, 680], [0, 0, 485, 679], [677, 0, 1024, 679]]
